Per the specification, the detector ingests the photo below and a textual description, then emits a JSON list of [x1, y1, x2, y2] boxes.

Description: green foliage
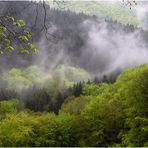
[[0, 111, 38, 147], [81, 95, 111, 146], [2, 65, 91, 93], [114, 64, 148, 146], [0, 16, 38, 55], [83, 83, 108, 96], [0, 64, 148, 146], [0, 111, 76, 147], [0, 26, 7, 32], [53, 65, 91, 87], [15, 20, 25, 27], [60, 96, 91, 115], [3, 68, 33, 92], [80, 64, 148, 146], [5, 16, 15, 22], [0, 99, 18, 119], [33, 113, 76, 147], [2, 66, 46, 92]]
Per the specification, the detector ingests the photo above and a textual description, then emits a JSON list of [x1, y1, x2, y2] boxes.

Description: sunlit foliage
[[0, 64, 147, 147]]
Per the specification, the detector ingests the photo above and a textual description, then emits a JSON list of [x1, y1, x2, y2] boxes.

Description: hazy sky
[[135, 3, 148, 30]]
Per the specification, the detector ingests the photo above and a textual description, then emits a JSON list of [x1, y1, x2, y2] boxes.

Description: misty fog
[[0, 1, 148, 79], [0, 1, 148, 147]]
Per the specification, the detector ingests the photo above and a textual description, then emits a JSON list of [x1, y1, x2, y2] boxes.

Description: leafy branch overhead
[[0, 16, 38, 55]]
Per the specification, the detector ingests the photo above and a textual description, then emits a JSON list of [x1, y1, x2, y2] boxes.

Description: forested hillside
[[0, 1, 148, 147], [0, 1, 148, 77], [0, 64, 148, 146], [50, 1, 138, 26]]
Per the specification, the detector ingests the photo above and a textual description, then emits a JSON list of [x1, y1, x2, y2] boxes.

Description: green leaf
[[0, 50, 4, 55], [6, 46, 14, 52], [20, 49, 29, 54], [32, 47, 39, 53], [28, 43, 38, 53], [28, 43, 35, 49], [24, 30, 31, 35], [0, 26, 7, 32], [19, 35, 29, 41], [5, 39, 10, 47], [5, 16, 15, 22], [15, 20, 25, 27]]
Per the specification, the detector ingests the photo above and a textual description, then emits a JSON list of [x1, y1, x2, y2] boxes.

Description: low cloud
[[135, 2, 148, 30], [79, 19, 148, 77]]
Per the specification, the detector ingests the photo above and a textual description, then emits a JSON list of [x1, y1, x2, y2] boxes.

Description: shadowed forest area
[[0, 1, 148, 147]]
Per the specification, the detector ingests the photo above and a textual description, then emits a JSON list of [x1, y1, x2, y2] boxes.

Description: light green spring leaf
[[5, 16, 15, 22], [0, 50, 4, 55], [0, 26, 7, 32], [20, 49, 30, 54], [15, 20, 25, 27], [19, 35, 29, 41]]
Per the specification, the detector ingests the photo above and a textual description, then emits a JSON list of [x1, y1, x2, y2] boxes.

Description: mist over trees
[[0, 1, 148, 78], [0, 1, 148, 147]]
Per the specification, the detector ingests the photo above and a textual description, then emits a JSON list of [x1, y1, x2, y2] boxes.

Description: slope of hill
[[49, 1, 138, 26], [0, 1, 148, 79]]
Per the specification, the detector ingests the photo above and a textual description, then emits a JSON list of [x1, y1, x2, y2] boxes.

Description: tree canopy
[[0, 64, 147, 147]]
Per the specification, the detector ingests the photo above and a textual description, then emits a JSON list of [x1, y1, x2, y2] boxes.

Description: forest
[[0, 1, 148, 147]]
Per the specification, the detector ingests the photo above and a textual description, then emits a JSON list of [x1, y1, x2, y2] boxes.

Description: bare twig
[[122, 0, 137, 9]]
